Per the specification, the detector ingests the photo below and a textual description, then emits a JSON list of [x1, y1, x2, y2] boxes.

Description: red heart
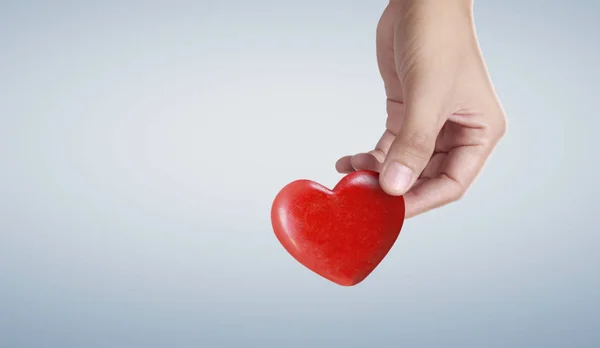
[[271, 170, 405, 286]]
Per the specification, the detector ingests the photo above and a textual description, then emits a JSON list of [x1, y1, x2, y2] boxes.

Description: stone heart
[[271, 170, 405, 286]]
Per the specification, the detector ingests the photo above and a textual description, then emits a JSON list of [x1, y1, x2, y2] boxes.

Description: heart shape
[[271, 170, 405, 286]]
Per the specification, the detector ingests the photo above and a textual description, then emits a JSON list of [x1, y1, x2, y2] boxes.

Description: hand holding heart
[[335, 0, 507, 218], [271, 0, 507, 285]]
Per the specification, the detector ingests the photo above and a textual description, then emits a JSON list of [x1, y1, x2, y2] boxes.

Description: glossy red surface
[[271, 170, 405, 286]]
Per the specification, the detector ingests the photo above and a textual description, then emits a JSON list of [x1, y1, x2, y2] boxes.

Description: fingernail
[[382, 162, 413, 193]]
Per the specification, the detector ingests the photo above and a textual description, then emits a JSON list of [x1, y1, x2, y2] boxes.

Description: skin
[[335, 0, 507, 219]]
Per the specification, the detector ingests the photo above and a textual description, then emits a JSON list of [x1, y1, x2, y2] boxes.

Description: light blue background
[[1, 1, 599, 347]]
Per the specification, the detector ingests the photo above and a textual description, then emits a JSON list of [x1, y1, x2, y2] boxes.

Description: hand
[[336, 0, 507, 218]]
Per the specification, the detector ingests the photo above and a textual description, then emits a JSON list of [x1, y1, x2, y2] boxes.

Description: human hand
[[336, 0, 507, 218]]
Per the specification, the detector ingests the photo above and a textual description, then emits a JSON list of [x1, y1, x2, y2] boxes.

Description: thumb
[[380, 94, 448, 196]]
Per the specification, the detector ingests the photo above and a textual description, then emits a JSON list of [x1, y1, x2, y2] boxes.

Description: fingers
[[335, 155, 355, 174], [373, 129, 396, 158], [380, 33, 456, 196], [402, 145, 489, 218], [379, 102, 445, 196], [335, 153, 382, 174], [352, 153, 382, 172], [402, 175, 463, 219], [335, 129, 395, 174], [335, 98, 405, 175]]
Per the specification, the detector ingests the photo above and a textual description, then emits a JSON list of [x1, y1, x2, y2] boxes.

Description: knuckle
[[491, 112, 508, 140], [369, 149, 386, 162], [442, 176, 466, 203], [495, 115, 508, 139], [450, 187, 466, 202], [481, 112, 508, 148]]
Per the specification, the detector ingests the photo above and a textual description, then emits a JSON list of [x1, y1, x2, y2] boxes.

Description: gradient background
[[1, 0, 599, 347]]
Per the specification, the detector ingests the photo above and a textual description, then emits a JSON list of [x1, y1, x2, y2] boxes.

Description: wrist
[[390, 0, 473, 10]]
